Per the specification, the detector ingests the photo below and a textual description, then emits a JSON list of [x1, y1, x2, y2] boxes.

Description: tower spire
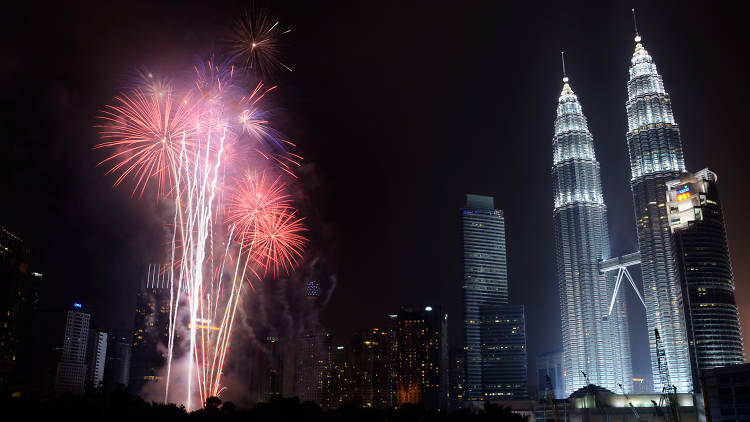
[[561, 51, 568, 83], [632, 8, 641, 42]]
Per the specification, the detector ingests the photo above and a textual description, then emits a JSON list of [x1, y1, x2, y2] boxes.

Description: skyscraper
[[130, 265, 172, 395], [86, 329, 108, 388], [294, 328, 332, 406], [625, 33, 692, 392], [536, 350, 565, 400], [397, 305, 449, 410], [552, 72, 631, 395], [666, 168, 745, 387], [480, 304, 528, 399], [0, 226, 42, 393], [103, 329, 132, 390], [55, 303, 90, 394], [461, 194, 507, 401], [349, 328, 392, 407]]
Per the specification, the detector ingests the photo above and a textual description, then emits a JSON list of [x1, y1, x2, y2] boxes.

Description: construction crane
[[655, 328, 680, 422], [618, 383, 640, 421], [546, 375, 561, 422], [582, 371, 611, 422]]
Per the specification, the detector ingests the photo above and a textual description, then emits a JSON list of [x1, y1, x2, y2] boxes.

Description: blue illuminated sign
[[676, 185, 690, 194], [73, 303, 82, 308]]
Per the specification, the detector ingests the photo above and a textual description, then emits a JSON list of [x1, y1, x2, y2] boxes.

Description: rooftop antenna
[[632, 8, 641, 42], [561, 51, 568, 83]]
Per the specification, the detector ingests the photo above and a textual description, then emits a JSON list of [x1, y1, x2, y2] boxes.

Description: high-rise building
[[449, 350, 465, 411], [536, 350, 565, 400], [701, 362, 750, 422], [625, 33, 692, 392], [0, 226, 43, 393], [666, 169, 745, 387], [349, 328, 393, 408], [461, 194, 507, 401], [55, 303, 90, 394], [294, 328, 332, 406], [130, 265, 172, 395], [552, 72, 631, 395], [329, 344, 355, 408], [86, 329, 108, 388], [480, 304, 528, 400], [103, 329, 132, 391], [396, 305, 449, 410]]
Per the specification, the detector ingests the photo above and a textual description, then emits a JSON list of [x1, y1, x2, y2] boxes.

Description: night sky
[[2, 1, 749, 393]]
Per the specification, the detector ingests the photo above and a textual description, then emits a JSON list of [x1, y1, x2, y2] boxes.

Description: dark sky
[[2, 0, 749, 393]]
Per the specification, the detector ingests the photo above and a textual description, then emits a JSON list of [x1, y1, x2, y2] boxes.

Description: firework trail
[[96, 54, 306, 408]]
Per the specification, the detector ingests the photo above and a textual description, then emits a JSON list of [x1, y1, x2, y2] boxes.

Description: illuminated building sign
[[73, 303, 82, 308], [676, 185, 691, 201]]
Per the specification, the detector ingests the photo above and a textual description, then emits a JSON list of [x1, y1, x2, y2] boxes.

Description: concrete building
[[55, 303, 90, 394], [86, 329, 108, 388], [396, 305, 449, 410], [294, 328, 332, 406]]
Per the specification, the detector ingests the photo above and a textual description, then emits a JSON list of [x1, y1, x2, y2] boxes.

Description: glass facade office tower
[[552, 75, 631, 395], [461, 194, 507, 401], [666, 169, 745, 388], [130, 265, 172, 395], [537, 350, 565, 400], [480, 304, 528, 399], [625, 35, 692, 392]]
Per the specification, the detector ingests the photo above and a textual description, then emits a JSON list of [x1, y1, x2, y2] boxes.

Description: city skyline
[[2, 1, 750, 402]]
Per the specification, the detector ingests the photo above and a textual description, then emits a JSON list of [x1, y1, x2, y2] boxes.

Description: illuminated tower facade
[[461, 194, 507, 401], [552, 74, 632, 395], [625, 34, 692, 392], [667, 169, 745, 388]]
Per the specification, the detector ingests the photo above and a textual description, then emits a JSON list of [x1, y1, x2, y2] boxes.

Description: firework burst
[[95, 87, 199, 198], [226, 8, 292, 76], [95, 10, 305, 410]]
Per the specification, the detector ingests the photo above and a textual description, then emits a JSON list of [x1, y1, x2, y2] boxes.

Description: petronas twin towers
[[552, 32, 691, 396]]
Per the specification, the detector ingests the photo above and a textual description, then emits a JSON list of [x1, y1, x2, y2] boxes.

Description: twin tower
[[552, 32, 725, 396]]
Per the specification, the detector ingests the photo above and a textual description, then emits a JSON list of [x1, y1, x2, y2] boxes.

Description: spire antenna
[[632, 8, 641, 42], [561, 51, 568, 83]]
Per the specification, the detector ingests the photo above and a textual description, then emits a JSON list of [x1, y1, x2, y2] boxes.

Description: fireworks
[[94, 15, 306, 408], [226, 9, 292, 76], [95, 87, 199, 198]]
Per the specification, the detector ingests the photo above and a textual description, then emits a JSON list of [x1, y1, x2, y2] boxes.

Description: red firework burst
[[251, 209, 307, 278], [95, 87, 199, 198], [225, 170, 292, 235], [225, 170, 306, 278]]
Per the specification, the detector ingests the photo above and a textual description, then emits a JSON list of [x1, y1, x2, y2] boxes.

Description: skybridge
[[599, 251, 647, 317]]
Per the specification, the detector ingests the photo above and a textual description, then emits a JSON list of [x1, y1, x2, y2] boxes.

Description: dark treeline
[[2, 387, 528, 421]]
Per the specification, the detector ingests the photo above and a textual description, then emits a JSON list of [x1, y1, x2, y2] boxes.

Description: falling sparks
[[94, 26, 306, 408]]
